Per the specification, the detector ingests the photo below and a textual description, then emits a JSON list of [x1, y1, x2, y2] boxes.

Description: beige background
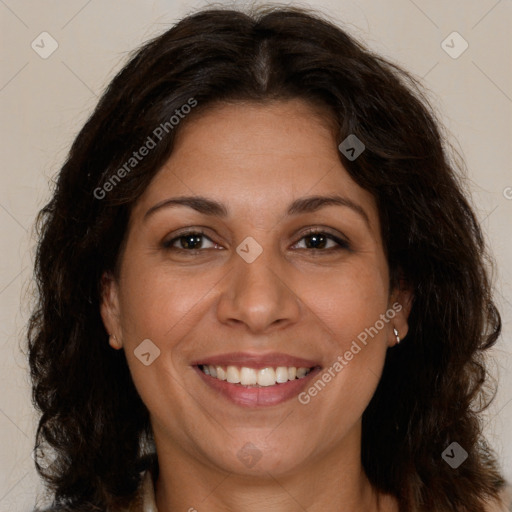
[[1, 0, 511, 510]]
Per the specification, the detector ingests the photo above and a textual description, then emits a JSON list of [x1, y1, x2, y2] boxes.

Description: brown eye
[[293, 230, 350, 251], [178, 234, 204, 250], [163, 231, 219, 251], [304, 233, 329, 249]]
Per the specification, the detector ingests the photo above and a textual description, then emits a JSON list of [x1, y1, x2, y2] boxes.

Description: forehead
[[131, 99, 379, 231]]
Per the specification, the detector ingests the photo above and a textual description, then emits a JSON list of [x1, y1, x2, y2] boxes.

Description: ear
[[100, 271, 123, 349], [387, 277, 414, 347]]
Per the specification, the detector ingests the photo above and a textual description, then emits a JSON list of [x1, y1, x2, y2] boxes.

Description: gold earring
[[109, 334, 122, 350], [393, 328, 400, 344]]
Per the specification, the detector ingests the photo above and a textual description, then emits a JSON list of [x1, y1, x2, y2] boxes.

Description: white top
[[125, 470, 158, 512]]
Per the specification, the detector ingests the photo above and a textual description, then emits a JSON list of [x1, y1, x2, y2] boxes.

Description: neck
[[153, 424, 396, 512]]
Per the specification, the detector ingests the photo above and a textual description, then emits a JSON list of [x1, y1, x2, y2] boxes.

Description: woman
[[28, 5, 511, 511]]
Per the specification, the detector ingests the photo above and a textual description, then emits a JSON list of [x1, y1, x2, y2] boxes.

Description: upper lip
[[191, 352, 321, 369]]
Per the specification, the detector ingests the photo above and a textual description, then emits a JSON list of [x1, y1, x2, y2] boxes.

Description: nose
[[216, 246, 302, 334]]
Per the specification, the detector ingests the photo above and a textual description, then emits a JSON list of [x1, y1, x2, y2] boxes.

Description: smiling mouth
[[198, 364, 316, 387]]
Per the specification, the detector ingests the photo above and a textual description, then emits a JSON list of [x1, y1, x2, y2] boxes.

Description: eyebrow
[[144, 194, 370, 226]]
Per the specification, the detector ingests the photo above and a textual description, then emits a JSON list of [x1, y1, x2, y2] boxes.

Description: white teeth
[[216, 366, 227, 380], [201, 365, 313, 386], [240, 367, 257, 385], [296, 367, 308, 378], [257, 367, 276, 386], [275, 366, 289, 383], [226, 365, 240, 384]]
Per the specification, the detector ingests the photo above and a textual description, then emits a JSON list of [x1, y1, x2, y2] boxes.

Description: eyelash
[[162, 228, 350, 253]]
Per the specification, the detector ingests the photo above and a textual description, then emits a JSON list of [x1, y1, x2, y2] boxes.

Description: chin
[[201, 435, 311, 477]]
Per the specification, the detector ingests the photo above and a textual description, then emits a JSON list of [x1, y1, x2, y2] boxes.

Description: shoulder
[[30, 470, 155, 512], [30, 507, 95, 512], [484, 483, 512, 512], [31, 507, 74, 512], [32, 505, 78, 512]]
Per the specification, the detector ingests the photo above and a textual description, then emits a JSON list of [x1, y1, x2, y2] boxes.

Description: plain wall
[[1, 0, 511, 509]]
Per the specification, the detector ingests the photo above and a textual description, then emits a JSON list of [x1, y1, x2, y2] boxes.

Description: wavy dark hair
[[28, 4, 505, 511]]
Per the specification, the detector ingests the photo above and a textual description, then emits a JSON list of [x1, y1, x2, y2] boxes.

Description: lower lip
[[194, 366, 322, 407]]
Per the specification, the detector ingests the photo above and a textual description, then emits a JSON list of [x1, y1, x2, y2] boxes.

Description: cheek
[[295, 260, 391, 423], [115, 261, 213, 416], [118, 260, 219, 342], [300, 258, 389, 347]]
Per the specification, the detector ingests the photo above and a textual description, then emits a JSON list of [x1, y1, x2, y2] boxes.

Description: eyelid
[[162, 226, 350, 252], [291, 227, 350, 250], [162, 228, 217, 249]]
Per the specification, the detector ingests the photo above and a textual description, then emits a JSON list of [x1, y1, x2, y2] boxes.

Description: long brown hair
[[29, 5, 504, 511]]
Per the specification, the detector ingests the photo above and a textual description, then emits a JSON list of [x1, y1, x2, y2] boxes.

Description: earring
[[393, 328, 400, 344], [109, 334, 122, 350]]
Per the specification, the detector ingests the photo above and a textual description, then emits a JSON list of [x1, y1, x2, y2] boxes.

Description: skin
[[101, 99, 412, 512]]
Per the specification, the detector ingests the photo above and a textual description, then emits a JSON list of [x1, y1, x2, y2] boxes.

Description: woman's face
[[101, 99, 410, 477]]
